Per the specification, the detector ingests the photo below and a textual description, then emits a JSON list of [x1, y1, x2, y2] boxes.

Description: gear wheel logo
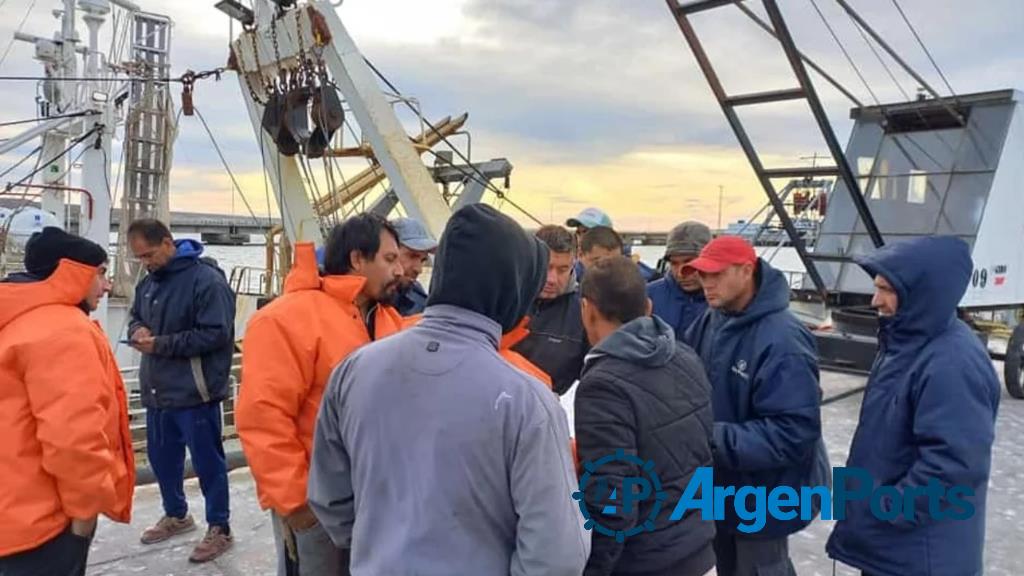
[[571, 449, 667, 543]]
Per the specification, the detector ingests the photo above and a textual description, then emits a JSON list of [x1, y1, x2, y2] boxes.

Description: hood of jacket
[[282, 241, 370, 306], [589, 315, 676, 368], [854, 236, 970, 346], [0, 259, 95, 330], [427, 204, 548, 333], [153, 238, 204, 277]]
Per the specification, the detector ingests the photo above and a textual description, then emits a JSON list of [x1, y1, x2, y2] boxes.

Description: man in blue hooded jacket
[[684, 236, 829, 576], [648, 221, 711, 340], [127, 219, 236, 563], [826, 236, 1000, 576]]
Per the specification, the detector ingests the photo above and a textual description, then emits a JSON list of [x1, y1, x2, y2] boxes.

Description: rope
[[808, 0, 880, 105]]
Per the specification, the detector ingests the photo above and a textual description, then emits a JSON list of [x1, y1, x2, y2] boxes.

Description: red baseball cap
[[682, 235, 757, 274]]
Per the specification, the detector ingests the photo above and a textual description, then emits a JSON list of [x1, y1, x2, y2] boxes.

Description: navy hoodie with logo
[[130, 239, 236, 409], [684, 258, 829, 537], [648, 271, 708, 341], [826, 236, 1000, 576]]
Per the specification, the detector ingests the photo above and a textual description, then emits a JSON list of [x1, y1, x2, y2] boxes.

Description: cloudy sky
[[0, 0, 1021, 231]]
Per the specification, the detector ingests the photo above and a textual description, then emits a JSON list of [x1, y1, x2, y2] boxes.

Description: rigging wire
[[890, 0, 958, 99], [192, 106, 263, 227], [807, 0, 880, 105], [4, 125, 100, 192], [842, 6, 910, 101], [256, 117, 275, 227], [0, 144, 42, 180], [0, 67, 225, 84], [0, 110, 99, 128], [361, 57, 543, 226], [0, 0, 39, 72]]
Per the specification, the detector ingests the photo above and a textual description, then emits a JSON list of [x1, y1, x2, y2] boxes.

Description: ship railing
[[229, 265, 280, 297]]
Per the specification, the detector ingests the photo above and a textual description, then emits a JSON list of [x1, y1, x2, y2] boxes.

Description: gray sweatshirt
[[309, 304, 590, 576]]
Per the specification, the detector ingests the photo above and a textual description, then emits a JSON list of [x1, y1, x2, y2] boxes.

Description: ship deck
[[87, 367, 1024, 575]]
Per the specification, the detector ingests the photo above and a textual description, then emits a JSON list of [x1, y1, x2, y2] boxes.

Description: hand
[[283, 504, 319, 531], [70, 516, 98, 539], [132, 336, 157, 354], [132, 326, 153, 341]]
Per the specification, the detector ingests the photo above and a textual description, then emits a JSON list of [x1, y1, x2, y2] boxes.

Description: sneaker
[[140, 514, 196, 545], [188, 526, 233, 563]]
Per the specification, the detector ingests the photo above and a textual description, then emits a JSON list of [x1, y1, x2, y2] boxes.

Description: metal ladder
[[114, 12, 174, 298], [665, 0, 885, 300]]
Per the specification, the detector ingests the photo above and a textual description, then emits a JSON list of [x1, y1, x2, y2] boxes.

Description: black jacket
[[130, 239, 236, 408], [513, 282, 589, 394], [575, 316, 716, 576]]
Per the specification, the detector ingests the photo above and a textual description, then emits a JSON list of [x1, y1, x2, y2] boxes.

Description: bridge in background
[[2, 200, 668, 246]]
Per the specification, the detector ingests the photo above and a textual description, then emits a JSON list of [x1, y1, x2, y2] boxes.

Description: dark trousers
[[0, 528, 90, 576], [146, 403, 230, 527], [714, 530, 796, 576]]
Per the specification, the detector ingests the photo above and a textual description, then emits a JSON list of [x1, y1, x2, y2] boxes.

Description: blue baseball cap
[[390, 217, 438, 252], [565, 207, 613, 230]]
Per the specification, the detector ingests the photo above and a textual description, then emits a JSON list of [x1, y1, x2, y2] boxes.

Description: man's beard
[[377, 279, 401, 302]]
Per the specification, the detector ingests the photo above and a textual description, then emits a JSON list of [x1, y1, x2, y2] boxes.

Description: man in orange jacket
[[237, 213, 404, 576], [0, 228, 135, 576]]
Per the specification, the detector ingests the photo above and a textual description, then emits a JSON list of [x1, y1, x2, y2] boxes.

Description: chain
[[295, 8, 308, 78], [241, 26, 268, 105], [271, 16, 288, 91]]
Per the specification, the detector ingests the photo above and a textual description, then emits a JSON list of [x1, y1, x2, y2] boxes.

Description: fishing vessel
[[1, 1, 1022, 573]]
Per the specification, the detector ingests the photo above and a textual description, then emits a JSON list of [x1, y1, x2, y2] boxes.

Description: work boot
[[140, 514, 196, 545], [188, 525, 233, 563]]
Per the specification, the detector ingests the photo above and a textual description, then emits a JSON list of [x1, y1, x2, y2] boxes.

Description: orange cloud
[[166, 144, 802, 234]]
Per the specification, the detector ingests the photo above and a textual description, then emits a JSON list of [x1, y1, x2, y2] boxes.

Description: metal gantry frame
[[666, 0, 886, 301], [230, 0, 453, 247]]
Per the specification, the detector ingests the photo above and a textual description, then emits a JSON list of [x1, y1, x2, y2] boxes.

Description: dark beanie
[[427, 204, 548, 333], [24, 227, 108, 279]]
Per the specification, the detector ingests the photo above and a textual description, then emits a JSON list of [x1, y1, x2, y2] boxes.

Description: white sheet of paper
[[559, 380, 579, 438]]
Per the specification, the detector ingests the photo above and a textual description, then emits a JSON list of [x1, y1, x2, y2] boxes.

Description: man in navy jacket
[[685, 236, 829, 576], [827, 236, 1000, 576], [127, 219, 236, 563], [648, 221, 711, 340]]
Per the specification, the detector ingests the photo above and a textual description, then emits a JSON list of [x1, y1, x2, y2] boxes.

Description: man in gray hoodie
[[308, 204, 590, 576]]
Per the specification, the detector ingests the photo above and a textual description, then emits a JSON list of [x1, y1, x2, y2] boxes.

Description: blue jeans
[[146, 403, 230, 527]]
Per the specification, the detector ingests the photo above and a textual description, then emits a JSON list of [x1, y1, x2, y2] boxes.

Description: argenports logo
[[573, 455, 977, 538], [572, 450, 666, 543]]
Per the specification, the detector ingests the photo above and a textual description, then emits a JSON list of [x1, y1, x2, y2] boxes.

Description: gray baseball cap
[[665, 221, 712, 257], [390, 217, 438, 252]]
